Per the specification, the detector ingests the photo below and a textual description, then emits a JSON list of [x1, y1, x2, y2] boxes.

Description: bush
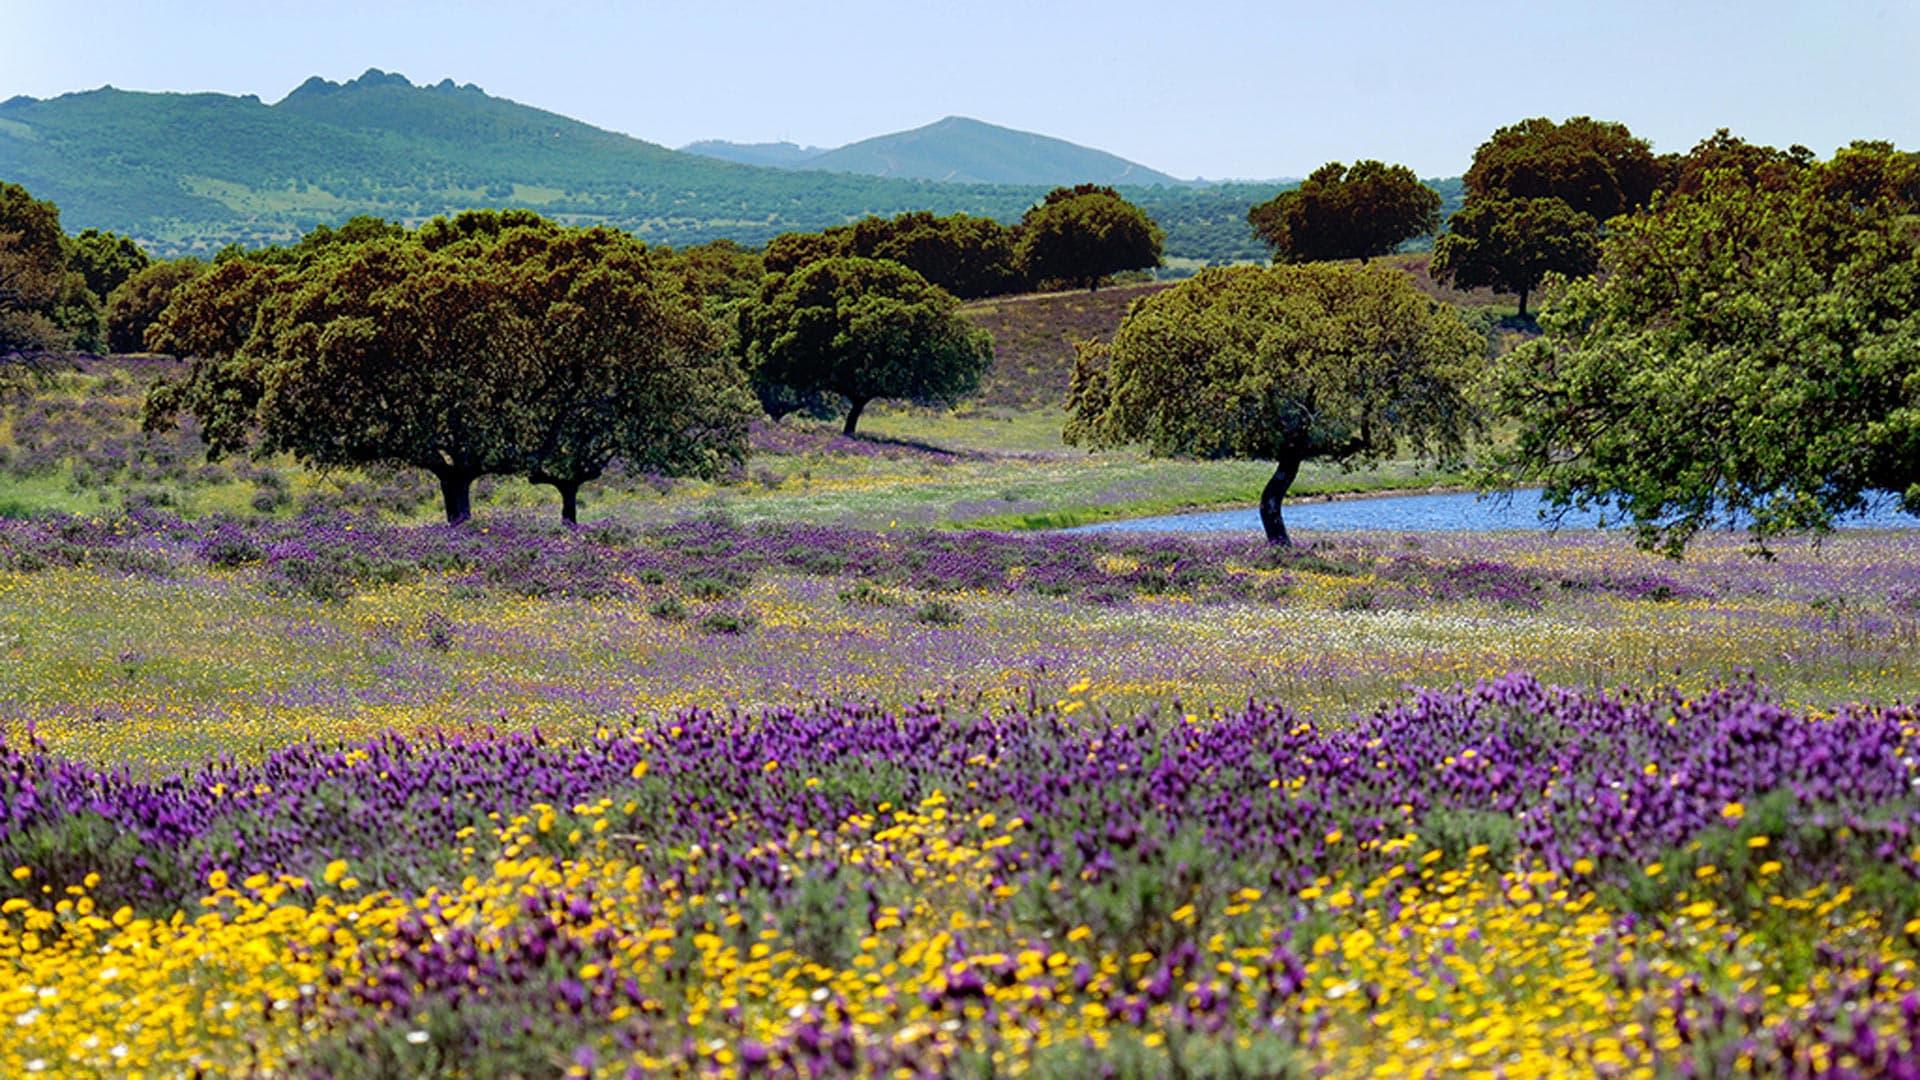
[[421, 611, 455, 652], [697, 608, 754, 635], [912, 598, 964, 627]]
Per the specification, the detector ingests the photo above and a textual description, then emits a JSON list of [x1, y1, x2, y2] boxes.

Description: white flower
[[405, 1030, 431, 1045]]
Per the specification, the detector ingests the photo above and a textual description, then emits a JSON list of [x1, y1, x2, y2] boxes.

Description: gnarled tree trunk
[[432, 466, 475, 526], [530, 467, 599, 527], [1259, 456, 1303, 546], [842, 397, 870, 437]]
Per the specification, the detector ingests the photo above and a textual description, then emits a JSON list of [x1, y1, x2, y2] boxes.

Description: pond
[[1067, 488, 1920, 535]]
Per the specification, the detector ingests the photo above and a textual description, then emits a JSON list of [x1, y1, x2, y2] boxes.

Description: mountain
[[0, 70, 1274, 261], [684, 116, 1191, 188], [679, 140, 827, 169]]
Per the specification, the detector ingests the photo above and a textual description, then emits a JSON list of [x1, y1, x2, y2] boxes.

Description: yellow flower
[[1721, 802, 1745, 821], [206, 869, 229, 890], [629, 761, 649, 780], [323, 859, 350, 886], [1644, 862, 1664, 878], [1746, 836, 1769, 849], [1695, 864, 1718, 880], [10, 866, 30, 881], [1572, 858, 1595, 875]]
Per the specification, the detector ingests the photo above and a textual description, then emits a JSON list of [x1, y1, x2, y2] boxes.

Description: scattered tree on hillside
[[739, 256, 993, 437], [1065, 263, 1482, 545], [1427, 196, 1597, 317], [1433, 117, 1658, 317], [1247, 160, 1441, 263], [1486, 142, 1920, 554], [763, 212, 1018, 298], [107, 258, 205, 354], [1014, 185, 1162, 291]]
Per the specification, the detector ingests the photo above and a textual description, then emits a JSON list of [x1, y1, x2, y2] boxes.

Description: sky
[[4, 0, 1916, 180]]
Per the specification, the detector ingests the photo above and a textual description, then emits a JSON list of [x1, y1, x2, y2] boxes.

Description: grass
[[0, 362, 1470, 533], [5, 519, 1918, 768]]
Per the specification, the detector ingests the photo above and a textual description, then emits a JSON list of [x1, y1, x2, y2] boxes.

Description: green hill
[[677, 139, 827, 168], [0, 69, 1283, 262], [782, 115, 1188, 187]]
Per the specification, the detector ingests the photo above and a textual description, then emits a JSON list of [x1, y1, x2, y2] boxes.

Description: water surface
[[1068, 488, 1920, 535]]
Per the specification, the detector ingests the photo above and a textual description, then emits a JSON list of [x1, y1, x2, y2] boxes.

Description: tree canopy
[[106, 257, 206, 354], [67, 229, 151, 301], [1065, 263, 1483, 544], [0, 181, 75, 367], [147, 214, 754, 523], [1433, 117, 1658, 316], [1486, 142, 1920, 555], [738, 256, 993, 436], [1014, 185, 1162, 291], [1428, 196, 1598, 317], [462, 224, 754, 522], [1247, 161, 1440, 264], [1460, 116, 1660, 222], [764, 211, 1018, 299]]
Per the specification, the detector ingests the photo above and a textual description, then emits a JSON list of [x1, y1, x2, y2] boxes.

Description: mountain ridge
[[0, 69, 1293, 262], [684, 115, 1193, 188]]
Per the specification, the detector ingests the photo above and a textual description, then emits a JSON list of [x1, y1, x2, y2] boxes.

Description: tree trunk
[[435, 468, 474, 526], [1516, 286, 1530, 320], [1259, 457, 1303, 546], [842, 397, 869, 437], [530, 468, 597, 527]]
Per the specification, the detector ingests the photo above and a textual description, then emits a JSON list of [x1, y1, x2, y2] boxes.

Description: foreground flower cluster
[[4, 674, 1919, 1077]]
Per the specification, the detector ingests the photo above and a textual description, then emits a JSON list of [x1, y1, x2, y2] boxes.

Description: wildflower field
[[3, 500, 1920, 1077], [3, 350, 1919, 1080]]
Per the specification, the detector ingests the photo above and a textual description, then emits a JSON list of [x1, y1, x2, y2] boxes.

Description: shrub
[[912, 598, 964, 627], [697, 608, 754, 635]]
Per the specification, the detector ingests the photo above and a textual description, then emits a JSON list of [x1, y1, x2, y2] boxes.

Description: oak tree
[[1066, 263, 1482, 544], [1486, 143, 1920, 554], [1014, 185, 1162, 291], [1248, 161, 1440, 263], [739, 256, 993, 436]]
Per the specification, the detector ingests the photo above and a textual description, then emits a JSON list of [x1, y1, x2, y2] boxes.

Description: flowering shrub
[[4, 676, 1920, 1076]]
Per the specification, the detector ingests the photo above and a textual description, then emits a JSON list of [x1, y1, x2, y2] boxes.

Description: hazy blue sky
[[5, 0, 1915, 179]]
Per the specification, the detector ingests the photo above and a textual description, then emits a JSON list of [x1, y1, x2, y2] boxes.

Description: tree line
[[1076, 123, 1920, 550]]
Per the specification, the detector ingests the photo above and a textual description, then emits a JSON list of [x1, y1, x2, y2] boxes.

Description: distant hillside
[[0, 69, 1307, 264], [682, 116, 1188, 187], [960, 283, 1175, 410], [803, 116, 1188, 187], [678, 139, 826, 168]]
